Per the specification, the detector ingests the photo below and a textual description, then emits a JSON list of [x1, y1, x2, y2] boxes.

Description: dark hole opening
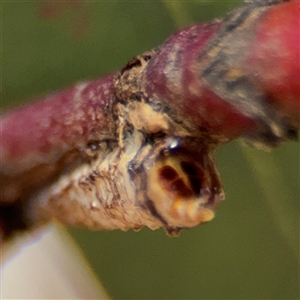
[[180, 161, 198, 176], [159, 165, 178, 181], [181, 161, 202, 196]]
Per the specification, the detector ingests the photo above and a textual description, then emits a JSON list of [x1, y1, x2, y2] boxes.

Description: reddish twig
[[0, 0, 299, 243]]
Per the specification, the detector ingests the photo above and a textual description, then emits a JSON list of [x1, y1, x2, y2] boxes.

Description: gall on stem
[[0, 0, 299, 243]]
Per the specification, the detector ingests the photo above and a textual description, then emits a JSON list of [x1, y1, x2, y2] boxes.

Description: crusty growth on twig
[[0, 0, 298, 243]]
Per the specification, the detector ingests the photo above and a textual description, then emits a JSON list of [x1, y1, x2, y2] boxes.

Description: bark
[[0, 0, 298, 243]]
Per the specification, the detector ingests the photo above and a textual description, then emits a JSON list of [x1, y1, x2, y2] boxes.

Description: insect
[[1, 0, 299, 244]]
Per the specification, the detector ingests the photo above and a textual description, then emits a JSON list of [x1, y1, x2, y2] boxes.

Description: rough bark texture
[[0, 0, 299, 243]]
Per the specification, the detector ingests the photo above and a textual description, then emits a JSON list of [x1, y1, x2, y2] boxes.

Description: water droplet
[[91, 200, 99, 210], [169, 138, 179, 149]]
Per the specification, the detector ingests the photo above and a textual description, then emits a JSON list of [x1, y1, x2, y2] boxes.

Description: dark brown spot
[[121, 58, 142, 74], [133, 94, 141, 101], [89, 173, 96, 182], [170, 179, 193, 197], [143, 54, 152, 61], [0, 201, 32, 242], [181, 161, 202, 196], [87, 140, 100, 151], [190, 177, 202, 196], [159, 166, 178, 181], [180, 161, 198, 176]]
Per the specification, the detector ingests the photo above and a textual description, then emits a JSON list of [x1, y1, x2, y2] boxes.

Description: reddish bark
[[1, 0, 299, 242], [143, 0, 299, 146], [1, 75, 116, 177], [247, 0, 300, 128], [142, 22, 257, 140]]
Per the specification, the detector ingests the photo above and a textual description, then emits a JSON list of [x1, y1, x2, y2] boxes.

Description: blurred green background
[[2, 1, 299, 299]]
